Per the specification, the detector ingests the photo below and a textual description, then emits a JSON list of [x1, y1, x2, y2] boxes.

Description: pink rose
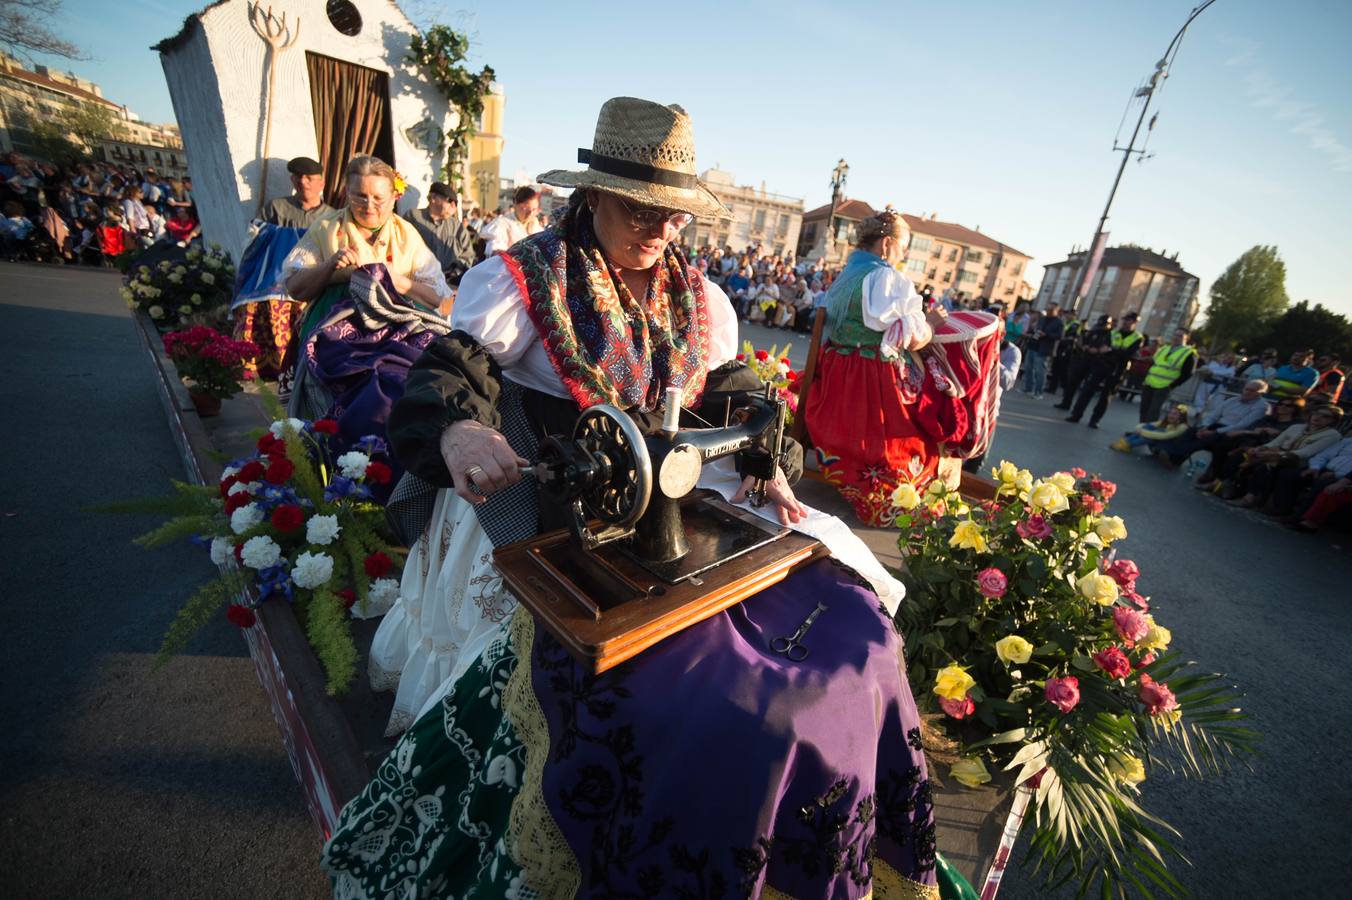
[[1088, 478, 1118, 500], [1079, 496, 1105, 515], [1105, 559, 1140, 590], [1070, 467, 1087, 478], [975, 567, 1008, 599], [1044, 676, 1080, 714], [939, 694, 975, 719], [1133, 651, 1157, 670], [1015, 515, 1053, 540], [1113, 607, 1150, 646], [1092, 646, 1132, 680], [1122, 588, 1149, 611], [1138, 674, 1178, 716]]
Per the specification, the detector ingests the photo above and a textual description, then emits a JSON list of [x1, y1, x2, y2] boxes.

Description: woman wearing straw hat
[[325, 98, 949, 900]]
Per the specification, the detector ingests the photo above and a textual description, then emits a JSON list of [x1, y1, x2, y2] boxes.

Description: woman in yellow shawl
[[281, 155, 454, 502], [284, 154, 450, 334]]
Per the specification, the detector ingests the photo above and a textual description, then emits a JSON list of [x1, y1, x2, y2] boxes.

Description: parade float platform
[[134, 308, 1027, 893]]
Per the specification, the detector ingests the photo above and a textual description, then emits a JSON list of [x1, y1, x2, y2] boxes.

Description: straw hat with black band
[[537, 96, 730, 220]]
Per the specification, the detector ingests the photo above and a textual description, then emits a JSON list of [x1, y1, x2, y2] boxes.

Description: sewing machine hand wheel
[[573, 405, 651, 528]]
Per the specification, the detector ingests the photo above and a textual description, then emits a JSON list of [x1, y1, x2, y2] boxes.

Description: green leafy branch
[[408, 25, 496, 190]]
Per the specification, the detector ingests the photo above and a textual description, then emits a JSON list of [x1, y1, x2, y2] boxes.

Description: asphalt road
[[0, 264, 328, 899], [2, 281, 1347, 899]]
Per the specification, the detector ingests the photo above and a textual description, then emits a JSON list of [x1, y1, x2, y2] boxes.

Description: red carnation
[[225, 604, 256, 628], [779, 357, 790, 367], [365, 461, 393, 485], [233, 543, 244, 563], [754, 349, 769, 361], [257, 433, 280, 454], [271, 504, 304, 532], [337, 588, 357, 609], [735, 352, 745, 361], [1070, 466, 1087, 478], [312, 418, 340, 435], [219, 474, 238, 499], [265, 458, 295, 485], [224, 491, 252, 514], [364, 552, 393, 579], [237, 460, 265, 483]]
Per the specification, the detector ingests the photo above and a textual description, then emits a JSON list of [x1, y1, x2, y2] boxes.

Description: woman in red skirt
[[806, 209, 1001, 525]]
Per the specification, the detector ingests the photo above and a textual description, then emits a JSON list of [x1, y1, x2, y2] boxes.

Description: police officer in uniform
[[1139, 328, 1197, 423], [1065, 311, 1143, 428]]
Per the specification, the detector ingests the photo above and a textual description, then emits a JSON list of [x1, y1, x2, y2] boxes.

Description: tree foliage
[[0, 0, 84, 60], [407, 25, 495, 192], [13, 102, 124, 160], [1249, 300, 1352, 361], [1200, 245, 1289, 348]]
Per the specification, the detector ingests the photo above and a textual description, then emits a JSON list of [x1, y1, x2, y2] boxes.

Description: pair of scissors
[[771, 602, 829, 661]]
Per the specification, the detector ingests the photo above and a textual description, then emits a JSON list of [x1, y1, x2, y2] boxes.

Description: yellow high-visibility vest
[[1144, 344, 1196, 389]]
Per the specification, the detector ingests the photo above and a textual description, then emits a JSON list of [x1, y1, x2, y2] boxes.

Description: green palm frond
[[154, 571, 245, 668]]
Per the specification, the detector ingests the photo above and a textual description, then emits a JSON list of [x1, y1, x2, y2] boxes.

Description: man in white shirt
[[480, 186, 542, 255]]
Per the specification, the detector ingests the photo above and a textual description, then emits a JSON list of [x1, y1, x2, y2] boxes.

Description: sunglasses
[[614, 195, 693, 232]]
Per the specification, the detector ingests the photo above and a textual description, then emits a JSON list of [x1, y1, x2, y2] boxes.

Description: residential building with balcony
[[900, 214, 1032, 304], [686, 168, 803, 257], [1034, 245, 1200, 338]]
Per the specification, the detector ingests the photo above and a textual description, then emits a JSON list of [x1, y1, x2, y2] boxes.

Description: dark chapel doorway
[[305, 52, 396, 207]]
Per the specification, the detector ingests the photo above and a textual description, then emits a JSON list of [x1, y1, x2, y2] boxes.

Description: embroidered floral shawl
[[499, 209, 711, 411]]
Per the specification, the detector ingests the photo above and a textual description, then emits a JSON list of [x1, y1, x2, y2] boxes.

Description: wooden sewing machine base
[[494, 491, 827, 674]]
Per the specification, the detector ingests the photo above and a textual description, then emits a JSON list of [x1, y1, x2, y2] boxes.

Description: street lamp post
[[824, 159, 849, 263], [1065, 0, 1217, 316]]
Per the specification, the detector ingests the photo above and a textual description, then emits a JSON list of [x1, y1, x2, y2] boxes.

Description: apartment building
[[1035, 245, 1200, 338], [686, 168, 803, 256]]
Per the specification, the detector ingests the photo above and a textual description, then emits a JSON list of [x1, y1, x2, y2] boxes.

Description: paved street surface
[[0, 264, 329, 899], [2, 275, 1347, 898]]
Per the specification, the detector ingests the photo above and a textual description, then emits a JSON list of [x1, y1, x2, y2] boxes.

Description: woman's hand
[[439, 420, 528, 505], [328, 246, 360, 272], [389, 270, 414, 295], [731, 467, 808, 526]]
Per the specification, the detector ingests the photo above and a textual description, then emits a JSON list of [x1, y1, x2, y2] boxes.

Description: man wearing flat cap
[[263, 156, 332, 230], [406, 182, 476, 287]]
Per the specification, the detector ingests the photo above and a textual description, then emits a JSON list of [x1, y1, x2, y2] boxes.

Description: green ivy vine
[[408, 25, 496, 192]]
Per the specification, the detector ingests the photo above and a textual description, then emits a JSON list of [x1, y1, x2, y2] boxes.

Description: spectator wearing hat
[[264, 157, 332, 230], [479, 185, 542, 255], [406, 182, 476, 289]]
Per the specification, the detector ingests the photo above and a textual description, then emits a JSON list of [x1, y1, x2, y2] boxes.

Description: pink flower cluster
[[164, 326, 259, 367]]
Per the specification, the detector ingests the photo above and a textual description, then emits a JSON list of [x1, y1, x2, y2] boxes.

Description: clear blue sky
[[31, 0, 1352, 318]]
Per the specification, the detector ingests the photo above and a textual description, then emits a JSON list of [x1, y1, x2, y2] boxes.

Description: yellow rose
[[934, 664, 976, 700], [1049, 471, 1077, 492], [1078, 572, 1119, 606], [1013, 469, 1034, 493], [950, 757, 992, 789], [949, 520, 988, 553], [1095, 515, 1127, 542], [992, 460, 1020, 483], [1107, 753, 1146, 785], [925, 478, 948, 498], [994, 635, 1034, 665], [1029, 480, 1070, 514], [890, 483, 921, 510], [1138, 618, 1172, 651]]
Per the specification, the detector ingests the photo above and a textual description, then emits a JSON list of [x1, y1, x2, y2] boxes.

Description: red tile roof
[[903, 214, 1029, 259], [802, 198, 876, 221]]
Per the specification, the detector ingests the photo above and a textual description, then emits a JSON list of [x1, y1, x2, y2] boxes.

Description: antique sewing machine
[[493, 386, 826, 673]]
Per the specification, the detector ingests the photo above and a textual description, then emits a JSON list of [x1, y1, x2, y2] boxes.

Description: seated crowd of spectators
[[0, 151, 201, 266]]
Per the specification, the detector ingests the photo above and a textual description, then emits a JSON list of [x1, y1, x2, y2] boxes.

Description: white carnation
[[227, 480, 259, 496], [209, 536, 236, 567], [291, 551, 334, 589], [240, 535, 281, 569], [337, 450, 371, 479], [351, 577, 400, 620], [230, 503, 264, 534], [220, 465, 240, 481], [148, 305, 164, 319], [306, 514, 341, 546], [777, 361, 790, 376], [269, 417, 306, 439]]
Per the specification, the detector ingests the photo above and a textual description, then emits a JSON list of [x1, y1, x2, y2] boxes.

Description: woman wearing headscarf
[[324, 98, 950, 900], [282, 155, 452, 502]]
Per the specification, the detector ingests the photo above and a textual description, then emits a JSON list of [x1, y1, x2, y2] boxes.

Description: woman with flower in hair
[[282, 155, 453, 502], [805, 209, 1001, 525]]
